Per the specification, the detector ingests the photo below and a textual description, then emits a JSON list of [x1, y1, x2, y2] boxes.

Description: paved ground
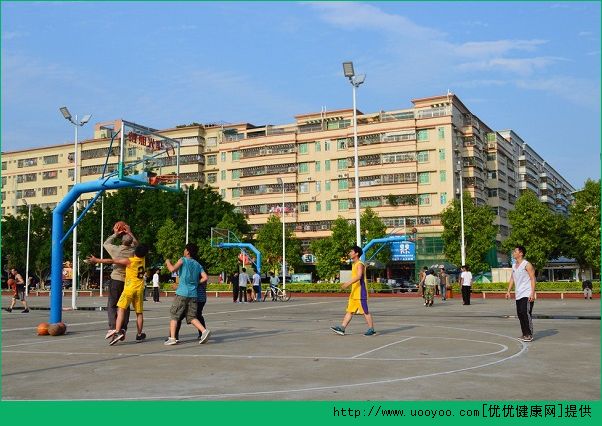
[[1, 294, 599, 401]]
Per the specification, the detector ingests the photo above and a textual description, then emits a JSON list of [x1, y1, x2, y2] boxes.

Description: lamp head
[[59, 107, 72, 121], [80, 114, 92, 125], [342, 61, 355, 78], [353, 74, 366, 86]]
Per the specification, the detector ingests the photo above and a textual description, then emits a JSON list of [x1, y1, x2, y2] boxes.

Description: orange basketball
[[37, 322, 49, 336], [7, 278, 16, 288], [48, 323, 61, 336], [57, 322, 67, 335], [114, 221, 128, 234]]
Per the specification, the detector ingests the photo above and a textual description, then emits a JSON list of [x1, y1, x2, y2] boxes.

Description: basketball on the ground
[[57, 322, 67, 334], [37, 322, 49, 336], [114, 221, 128, 235], [47, 323, 61, 336]]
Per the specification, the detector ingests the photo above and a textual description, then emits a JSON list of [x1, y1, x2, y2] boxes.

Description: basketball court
[[2, 296, 599, 400]]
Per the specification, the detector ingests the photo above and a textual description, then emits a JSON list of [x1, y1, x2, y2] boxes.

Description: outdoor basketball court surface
[[2, 295, 599, 401]]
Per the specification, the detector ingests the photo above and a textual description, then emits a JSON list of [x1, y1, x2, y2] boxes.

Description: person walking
[[582, 280, 593, 300], [424, 269, 439, 307], [6, 268, 29, 313], [252, 270, 261, 302], [330, 245, 375, 336], [438, 266, 449, 301], [230, 271, 239, 303], [418, 266, 428, 306], [164, 243, 211, 345], [172, 263, 208, 342], [152, 269, 161, 302], [103, 222, 137, 340], [505, 245, 536, 342], [238, 268, 251, 303], [460, 265, 472, 305], [268, 271, 280, 301]]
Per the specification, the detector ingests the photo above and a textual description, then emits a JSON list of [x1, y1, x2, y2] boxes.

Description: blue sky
[[2, 1, 600, 187]]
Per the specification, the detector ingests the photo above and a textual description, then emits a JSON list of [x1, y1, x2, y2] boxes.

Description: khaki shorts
[[170, 295, 198, 324]]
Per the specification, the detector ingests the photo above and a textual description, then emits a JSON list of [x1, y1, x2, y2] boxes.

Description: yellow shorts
[[346, 298, 369, 315], [117, 286, 144, 314]]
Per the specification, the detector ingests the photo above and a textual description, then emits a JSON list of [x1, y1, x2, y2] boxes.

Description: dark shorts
[[14, 286, 25, 300], [169, 295, 198, 324]]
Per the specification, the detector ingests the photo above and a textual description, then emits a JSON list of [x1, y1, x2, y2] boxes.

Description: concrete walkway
[[2, 295, 599, 400]]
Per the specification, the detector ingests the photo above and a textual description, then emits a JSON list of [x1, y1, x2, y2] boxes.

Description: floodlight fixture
[[60, 107, 72, 121], [343, 62, 355, 78], [80, 114, 92, 125]]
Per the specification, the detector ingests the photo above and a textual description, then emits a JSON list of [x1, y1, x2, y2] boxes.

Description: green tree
[[441, 191, 497, 273], [155, 218, 185, 271], [567, 179, 601, 276], [503, 191, 562, 274], [255, 215, 301, 274], [198, 212, 251, 275], [310, 238, 341, 281]]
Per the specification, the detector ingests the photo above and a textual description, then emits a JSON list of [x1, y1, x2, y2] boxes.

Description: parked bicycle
[[262, 285, 292, 302]]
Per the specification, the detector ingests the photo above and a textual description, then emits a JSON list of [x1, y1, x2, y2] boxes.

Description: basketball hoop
[[148, 174, 177, 186]]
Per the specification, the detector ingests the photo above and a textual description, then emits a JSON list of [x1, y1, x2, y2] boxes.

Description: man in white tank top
[[505, 245, 536, 342]]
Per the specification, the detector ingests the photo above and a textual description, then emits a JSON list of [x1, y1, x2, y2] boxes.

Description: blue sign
[[391, 241, 416, 261]]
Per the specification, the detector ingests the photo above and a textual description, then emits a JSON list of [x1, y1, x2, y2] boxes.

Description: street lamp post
[[457, 159, 466, 266], [60, 107, 91, 310], [277, 178, 286, 290], [22, 199, 32, 297], [99, 194, 104, 297], [342, 61, 366, 247], [185, 185, 190, 244]]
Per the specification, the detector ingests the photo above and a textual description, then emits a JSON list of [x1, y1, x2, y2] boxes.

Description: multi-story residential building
[[1, 94, 575, 276]]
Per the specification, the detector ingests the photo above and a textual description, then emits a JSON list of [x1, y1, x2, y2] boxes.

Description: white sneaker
[[164, 337, 178, 346], [105, 329, 117, 340], [199, 329, 211, 344]]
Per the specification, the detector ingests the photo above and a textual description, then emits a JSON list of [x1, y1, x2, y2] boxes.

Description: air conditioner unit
[[333, 195, 338, 199], [259, 149, 267, 155], [320, 224, 328, 230], [288, 167, 296, 172], [266, 149, 273, 154]]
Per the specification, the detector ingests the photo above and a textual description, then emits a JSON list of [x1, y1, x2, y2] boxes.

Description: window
[[18, 157, 37, 168], [315, 181, 321, 192], [44, 155, 59, 165], [417, 151, 429, 163], [439, 170, 446, 182], [221, 152, 226, 162], [338, 179, 349, 190], [315, 161, 321, 172], [338, 199, 349, 210], [206, 137, 218, 147], [418, 194, 431, 206], [324, 140, 331, 151], [232, 188, 241, 198], [326, 200, 332, 211], [1, 177, 6, 186], [438, 127, 445, 139], [206, 155, 217, 165], [337, 159, 348, 170], [417, 129, 428, 141], [315, 141, 321, 152], [418, 172, 430, 184], [221, 170, 226, 181], [488, 171, 497, 179], [68, 169, 75, 179], [1, 161, 6, 170], [232, 151, 240, 161], [43, 171, 58, 180], [487, 153, 497, 161], [316, 201, 322, 212], [439, 148, 446, 160], [325, 180, 331, 191], [220, 189, 226, 198], [337, 138, 348, 150], [207, 173, 217, 184], [440, 192, 447, 204], [42, 186, 57, 196], [299, 143, 309, 154], [325, 160, 331, 171], [299, 202, 309, 213], [232, 169, 240, 180], [298, 163, 309, 174], [299, 182, 309, 193]]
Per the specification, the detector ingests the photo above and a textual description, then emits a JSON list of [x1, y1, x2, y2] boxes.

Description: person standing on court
[[438, 266, 449, 301], [238, 268, 251, 303], [230, 271, 239, 303], [460, 265, 472, 305], [330, 245, 375, 336], [152, 269, 161, 302], [424, 269, 439, 307], [252, 270, 261, 302], [505, 245, 536, 342], [103, 222, 138, 340], [6, 268, 29, 313]]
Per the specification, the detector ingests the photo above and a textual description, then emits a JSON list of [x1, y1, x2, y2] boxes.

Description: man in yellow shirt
[[88, 245, 149, 345], [330, 245, 375, 336]]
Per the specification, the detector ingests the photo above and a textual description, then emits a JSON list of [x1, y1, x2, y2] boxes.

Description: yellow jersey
[[124, 256, 145, 291], [349, 260, 367, 300]]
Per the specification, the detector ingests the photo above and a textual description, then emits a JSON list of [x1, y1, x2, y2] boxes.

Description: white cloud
[[2, 31, 28, 41], [456, 57, 566, 76], [515, 76, 600, 109], [453, 39, 548, 58]]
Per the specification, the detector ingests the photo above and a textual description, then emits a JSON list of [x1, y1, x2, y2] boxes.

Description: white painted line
[[351, 337, 414, 358]]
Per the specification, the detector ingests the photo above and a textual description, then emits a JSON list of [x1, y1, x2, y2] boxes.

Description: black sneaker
[[22, 308, 29, 313], [5, 308, 12, 313], [135, 333, 146, 342], [330, 326, 345, 336]]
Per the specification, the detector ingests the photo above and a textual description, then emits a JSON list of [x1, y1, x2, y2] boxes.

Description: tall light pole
[[343, 61, 366, 247], [184, 184, 190, 244], [277, 178, 286, 290], [457, 159, 466, 266], [99, 193, 104, 297], [22, 199, 32, 297], [60, 107, 91, 310]]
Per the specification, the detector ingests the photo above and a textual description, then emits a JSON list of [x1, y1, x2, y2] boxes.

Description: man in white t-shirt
[[238, 268, 251, 303], [460, 265, 472, 305], [252, 271, 262, 302], [152, 269, 161, 303], [505, 245, 536, 342]]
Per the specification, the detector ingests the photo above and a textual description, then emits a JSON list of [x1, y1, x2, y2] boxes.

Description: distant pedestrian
[[582, 280, 593, 300], [252, 270, 261, 302], [330, 245, 375, 336], [505, 245, 536, 342], [269, 271, 280, 301], [238, 268, 251, 303], [460, 265, 472, 305], [6, 268, 29, 313], [424, 269, 439, 307], [418, 266, 428, 306], [438, 266, 449, 301], [152, 269, 161, 302], [230, 272, 239, 303]]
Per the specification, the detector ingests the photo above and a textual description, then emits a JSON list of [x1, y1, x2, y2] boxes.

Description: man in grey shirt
[[103, 223, 138, 339]]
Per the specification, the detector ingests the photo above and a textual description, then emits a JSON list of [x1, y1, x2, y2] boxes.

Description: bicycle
[[262, 285, 292, 302]]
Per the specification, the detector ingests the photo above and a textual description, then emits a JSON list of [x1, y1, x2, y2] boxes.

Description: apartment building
[[1, 94, 575, 269]]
